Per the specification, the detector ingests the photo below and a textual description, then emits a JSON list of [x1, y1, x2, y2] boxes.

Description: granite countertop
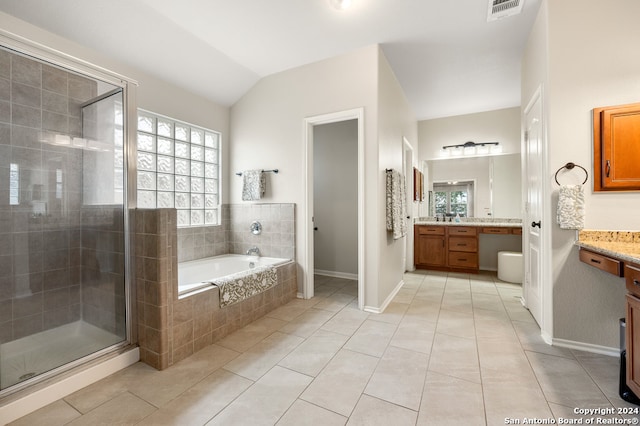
[[414, 218, 522, 228], [576, 230, 640, 265]]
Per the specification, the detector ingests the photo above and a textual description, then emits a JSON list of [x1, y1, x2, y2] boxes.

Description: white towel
[[241, 170, 265, 201], [386, 170, 407, 240], [557, 185, 584, 230]]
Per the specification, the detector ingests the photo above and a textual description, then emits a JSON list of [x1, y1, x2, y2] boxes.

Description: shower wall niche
[[0, 47, 129, 391]]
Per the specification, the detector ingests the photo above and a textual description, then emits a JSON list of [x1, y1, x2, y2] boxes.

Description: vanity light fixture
[[439, 141, 500, 157], [330, 0, 353, 10]]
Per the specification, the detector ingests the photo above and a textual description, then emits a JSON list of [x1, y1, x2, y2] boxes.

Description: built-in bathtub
[[178, 254, 292, 296]]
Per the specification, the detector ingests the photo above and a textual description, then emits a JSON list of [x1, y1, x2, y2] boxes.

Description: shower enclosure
[[0, 46, 132, 393]]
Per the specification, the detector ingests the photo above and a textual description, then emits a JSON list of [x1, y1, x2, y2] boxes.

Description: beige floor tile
[[428, 333, 480, 383], [223, 331, 304, 381], [404, 299, 441, 322], [277, 399, 347, 426], [300, 349, 379, 417], [571, 351, 621, 400], [389, 317, 436, 354], [469, 279, 499, 295], [477, 337, 535, 380], [471, 292, 505, 312], [417, 371, 485, 426], [368, 301, 408, 325], [207, 366, 312, 426], [346, 394, 417, 426], [138, 369, 253, 425], [8, 400, 80, 426], [527, 351, 611, 408], [343, 319, 397, 357], [66, 392, 156, 426], [217, 316, 288, 352], [64, 362, 157, 413], [414, 285, 445, 301], [548, 402, 622, 424], [512, 320, 576, 358], [436, 309, 476, 339], [393, 287, 418, 304], [482, 376, 553, 425], [321, 308, 370, 336], [128, 344, 241, 407], [474, 316, 519, 340], [266, 303, 310, 322], [314, 292, 357, 313], [440, 293, 473, 314], [364, 346, 429, 410], [279, 329, 349, 376], [279, 308, 335, 338]]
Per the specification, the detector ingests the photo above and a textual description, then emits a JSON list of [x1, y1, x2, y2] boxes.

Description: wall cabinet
[[626, 263, 640, 398], [593, 102, 640, 191]]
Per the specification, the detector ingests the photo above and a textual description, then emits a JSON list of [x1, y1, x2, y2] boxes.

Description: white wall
[[523, 0, 640, 349], [377, 49, 418, 306], [313, 120, 358, 276], [230, 45, 382, 307], [418, 107, 521, 160]]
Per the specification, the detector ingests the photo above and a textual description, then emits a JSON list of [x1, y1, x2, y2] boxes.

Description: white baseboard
[[0, 347, 139, 425], [552, 338, 618, 357], [297, 292, 304, 299], [314, 269, 358, 281], [364, 279, 404, 314]]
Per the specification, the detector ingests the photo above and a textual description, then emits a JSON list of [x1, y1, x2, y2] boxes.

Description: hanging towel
[[242, 170, 266, 201], [557, 184, 585, 230], [386, 170, 407, 240]]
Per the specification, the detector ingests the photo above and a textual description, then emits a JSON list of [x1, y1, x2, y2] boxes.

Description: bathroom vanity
[[576, 231, 640, 400], [414, 220, 522, 273]]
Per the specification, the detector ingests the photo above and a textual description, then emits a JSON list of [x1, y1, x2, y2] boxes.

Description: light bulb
[[330, 0, 352, 10]]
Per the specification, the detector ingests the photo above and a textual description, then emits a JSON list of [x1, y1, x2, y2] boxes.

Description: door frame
[[403, 138, 415, 272], [522, 85, 553, 343], [303, 108, 365, 309]]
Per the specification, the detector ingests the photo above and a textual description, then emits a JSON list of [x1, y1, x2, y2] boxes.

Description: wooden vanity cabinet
[[626, 263, 640, 397], [593, 102, 640, 191], [414, 225, 446, 268], [447, 227, 478, 270]]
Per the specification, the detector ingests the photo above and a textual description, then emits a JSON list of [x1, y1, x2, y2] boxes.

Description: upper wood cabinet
[[593, 102, 640, 191]]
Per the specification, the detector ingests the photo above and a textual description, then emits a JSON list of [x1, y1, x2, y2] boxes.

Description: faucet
[[247, 247, 260, 257]]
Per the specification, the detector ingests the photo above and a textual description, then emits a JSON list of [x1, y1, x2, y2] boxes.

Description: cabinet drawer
[[416, 225, 445, 235], [448, 226, 477, 236], [579, 249, 622, 277], [448, 236, 478, 252], [482, 227, 510, 235], [511, 227, 522, 235], [448, 252, 478, 268], [626, 264, 640, 297]]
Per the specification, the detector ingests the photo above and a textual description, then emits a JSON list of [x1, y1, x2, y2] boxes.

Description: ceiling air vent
[[487, 0, 524, 22]]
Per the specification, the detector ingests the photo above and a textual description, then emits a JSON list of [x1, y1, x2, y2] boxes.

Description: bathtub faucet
[[247, 247, 260, 257]]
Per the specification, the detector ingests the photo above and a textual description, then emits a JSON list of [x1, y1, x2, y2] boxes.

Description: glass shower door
[[0, 47, 129, 392]]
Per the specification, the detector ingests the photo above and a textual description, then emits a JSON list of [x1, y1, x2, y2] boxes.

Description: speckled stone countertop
[[414, 218, 522, 228], [576, 230, 640, 265]]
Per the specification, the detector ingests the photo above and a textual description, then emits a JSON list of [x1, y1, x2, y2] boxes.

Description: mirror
[[427, 153, 522, 219]]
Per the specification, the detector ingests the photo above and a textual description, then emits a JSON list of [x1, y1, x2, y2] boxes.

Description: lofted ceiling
[[0, 0, 540, 120]]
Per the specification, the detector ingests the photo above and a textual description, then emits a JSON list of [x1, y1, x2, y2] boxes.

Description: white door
[[524, 89, 544, 327], [403, 138, 414, 272]]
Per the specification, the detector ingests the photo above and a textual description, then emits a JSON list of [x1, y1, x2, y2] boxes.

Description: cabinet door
[[594, 103, 640, 191], [416, 235, 446, 267], [627, 293, 640, 397]]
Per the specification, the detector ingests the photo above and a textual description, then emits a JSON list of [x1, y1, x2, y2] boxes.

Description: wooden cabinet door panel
[[627, 293, 640, 397], [594, 103, 640, 191], [416, 235, 446, 267]]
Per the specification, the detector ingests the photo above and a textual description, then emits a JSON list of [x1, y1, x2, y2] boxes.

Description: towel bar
[[235, 169, 279, 176]]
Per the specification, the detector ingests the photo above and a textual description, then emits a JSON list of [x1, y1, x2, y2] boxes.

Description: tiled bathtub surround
[[177, 203, 295, 263], [136, 208, 297, 370]]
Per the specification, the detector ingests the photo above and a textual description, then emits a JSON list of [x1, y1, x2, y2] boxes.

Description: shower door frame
[[0, 29, 139, 397]]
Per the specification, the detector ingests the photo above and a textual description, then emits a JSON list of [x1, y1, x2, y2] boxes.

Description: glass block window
[[137, 110, 221, 227]]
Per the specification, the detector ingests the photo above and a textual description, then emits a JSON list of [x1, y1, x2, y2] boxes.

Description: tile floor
[[9, 271, 640, 425]]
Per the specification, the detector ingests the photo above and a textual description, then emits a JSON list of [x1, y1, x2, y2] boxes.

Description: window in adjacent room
[[433, 181, 474, 217], [136, 110, 221, 227]]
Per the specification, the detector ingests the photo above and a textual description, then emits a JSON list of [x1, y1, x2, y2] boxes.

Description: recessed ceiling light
[[330, 0, 353, 10]]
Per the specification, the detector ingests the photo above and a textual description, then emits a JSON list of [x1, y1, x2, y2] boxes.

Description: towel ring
[[554, 162, 588, 186]]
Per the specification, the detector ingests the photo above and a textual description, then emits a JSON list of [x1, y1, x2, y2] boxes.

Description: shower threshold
[[1, 321, 123, 390]]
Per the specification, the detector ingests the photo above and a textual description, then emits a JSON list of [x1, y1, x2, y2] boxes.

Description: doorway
[[303, 109, 364, 309]]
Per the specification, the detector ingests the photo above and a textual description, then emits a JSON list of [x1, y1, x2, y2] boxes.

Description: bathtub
[[178, 254, 291, 296]]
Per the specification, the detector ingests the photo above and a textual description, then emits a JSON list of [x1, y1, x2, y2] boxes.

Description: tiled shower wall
[[178, 203, 295, 262], [0, 49, 102, 343]]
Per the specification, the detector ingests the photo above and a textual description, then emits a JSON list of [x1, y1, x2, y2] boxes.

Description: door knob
[[531, 221, 541, 228]]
